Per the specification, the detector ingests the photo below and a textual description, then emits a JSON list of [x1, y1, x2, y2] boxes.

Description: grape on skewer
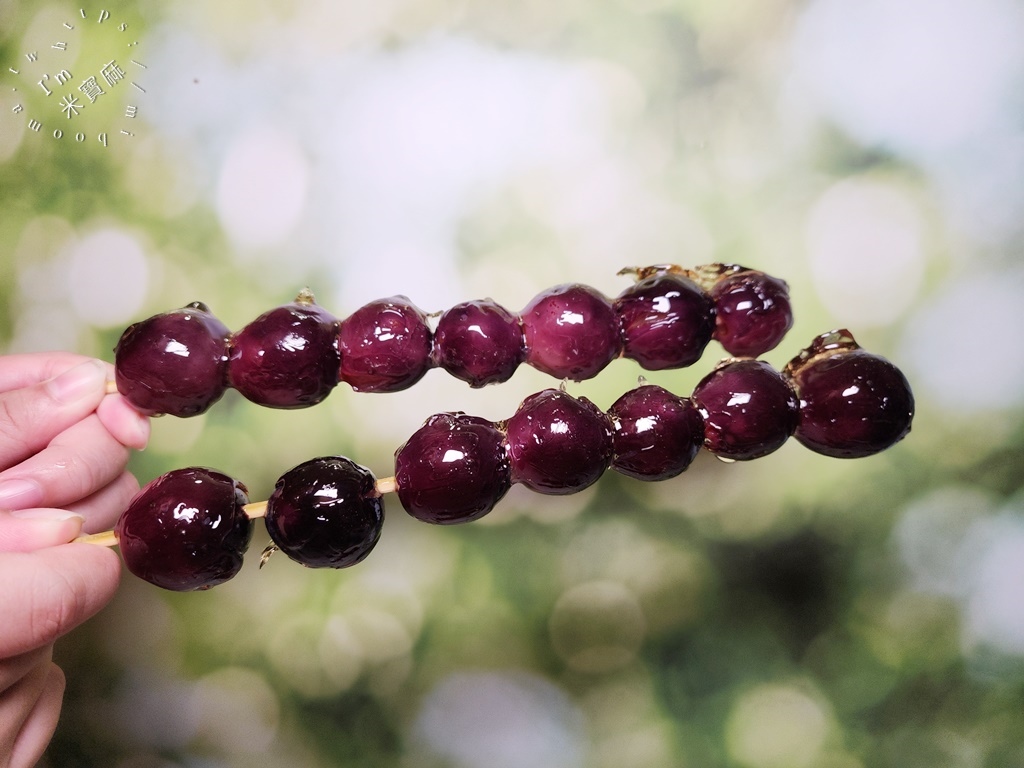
[[691, 358, 800, 461], [263, 456, 384, 567], [783, 329, 915, 458], [228, 288, 341, 408], [615, 271, 716, 370], [394, 413, 511, 524], [114, 301, 231, 417], [433, 300, 525, 387], [113, 468, 253, 591], [337, 296, 434, 393]]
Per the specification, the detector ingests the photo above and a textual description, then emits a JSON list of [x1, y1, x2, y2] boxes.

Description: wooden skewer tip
[[75, 529, 119, 547], [243, 500, 268, 519]]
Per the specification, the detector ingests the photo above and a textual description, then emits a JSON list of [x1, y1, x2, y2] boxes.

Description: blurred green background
[[3, 0, 1024, 766]]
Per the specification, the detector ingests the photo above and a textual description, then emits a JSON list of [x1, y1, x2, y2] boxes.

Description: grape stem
[[105, 380, 118, 395], [74, 476, 399, 548]]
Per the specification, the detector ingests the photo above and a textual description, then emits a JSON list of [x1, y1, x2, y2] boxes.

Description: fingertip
[[9, 662, 66, 768], [97, 393, 151, 450], [49, 662, 67, 700]]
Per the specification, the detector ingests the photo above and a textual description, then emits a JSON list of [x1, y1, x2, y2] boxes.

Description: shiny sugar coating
[[433, 300, 525, 387], [709, 268, 793, 358], [114, 302, 231, 417], [784, 330, 914, 458], [395, 413, 511, 524], [338, 296, 433, 392], [228, 291, 340, 408], [520, 284, 622, 381], [115, 467, 253, 591], [264, 456, 384, 568], [505, 388, 614, 494], [615, 272, 716, 370], [609, 384, 705, 481], [691, 359, 799, 460]]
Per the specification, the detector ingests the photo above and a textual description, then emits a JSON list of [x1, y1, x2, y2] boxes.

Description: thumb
[[0, 510, 85, 553], [0, 543, 121, 657]]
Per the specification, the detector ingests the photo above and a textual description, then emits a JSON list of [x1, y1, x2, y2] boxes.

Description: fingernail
[[10, 508, 84, 523], [132, 411, 151, 449], [0, 478, 43, 508], [46, 360, 107, 403], [8, 509, 85, 544]]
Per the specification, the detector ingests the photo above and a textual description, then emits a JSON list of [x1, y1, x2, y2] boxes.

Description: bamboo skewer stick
[[74, 479, 398, 547]]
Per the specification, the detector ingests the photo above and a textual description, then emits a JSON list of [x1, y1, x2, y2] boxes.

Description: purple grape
[[691, 358, 799, 460], [784, 330, 914, 458], [615, 272, 716, 370], [520, 284, 622, 381], [338, 296, 433, 393], [115, 467, 253, 591], [114, 302, 231, 417], [433, 300, 524, 387], [395, 413, 511, 524], [609, 385, 705, 481], [505, 388, 613, 494], [709, 267, 793, 357], [264, 456, 384, 568], [228, 290, 340, 408]]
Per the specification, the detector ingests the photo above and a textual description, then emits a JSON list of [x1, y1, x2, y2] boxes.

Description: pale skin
[[0, 353, 149, 767]]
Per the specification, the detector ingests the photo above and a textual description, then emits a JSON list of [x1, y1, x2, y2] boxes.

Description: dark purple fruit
[[228, 290, 340, 408], [115, 467, 253, 591], [708, 266, 793, 357], [615, 273, 715, 370], [691, 358, 799, 460], [395, 413, 511, 524], [337, 296, 433, 393], [520, 284, 622, 381], [609, 385, 705, 481], [433, 300, 524, 387], [784, 330, 914, 458], [505, 388, 613, 494], [114, 302, 231, 417], [264, 456, 384, 568]]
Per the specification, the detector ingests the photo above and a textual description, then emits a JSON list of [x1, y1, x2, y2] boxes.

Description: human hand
[[0, 352, 150, 766], [0, 352, 149, 538]]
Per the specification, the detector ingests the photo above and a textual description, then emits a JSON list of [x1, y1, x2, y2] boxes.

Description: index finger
[[0, 360, 108, 471], [0, 544, 120, 657]]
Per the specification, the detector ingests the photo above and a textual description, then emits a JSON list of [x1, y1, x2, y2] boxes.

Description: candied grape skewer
[[86, 329, 913, 592], [111, 264, 795, 417]]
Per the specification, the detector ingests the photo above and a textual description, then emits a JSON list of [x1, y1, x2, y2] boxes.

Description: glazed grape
[[228, 291, 340, 408], [264, 456, 384, 568], [609, 385, 705, 481], [691, 359, 799, 460], [520, 284, 622, 381], [784, 330, 914, 458], [114, 302, 231, 417], [115, 467, 253, 591], [615, 272, 715, 370], [505, 388, 614, 494], [709, 267, 793, 357], [433, 300, 524, 387], [395, 413, 511, 524], [338, 296, 433, 392]]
